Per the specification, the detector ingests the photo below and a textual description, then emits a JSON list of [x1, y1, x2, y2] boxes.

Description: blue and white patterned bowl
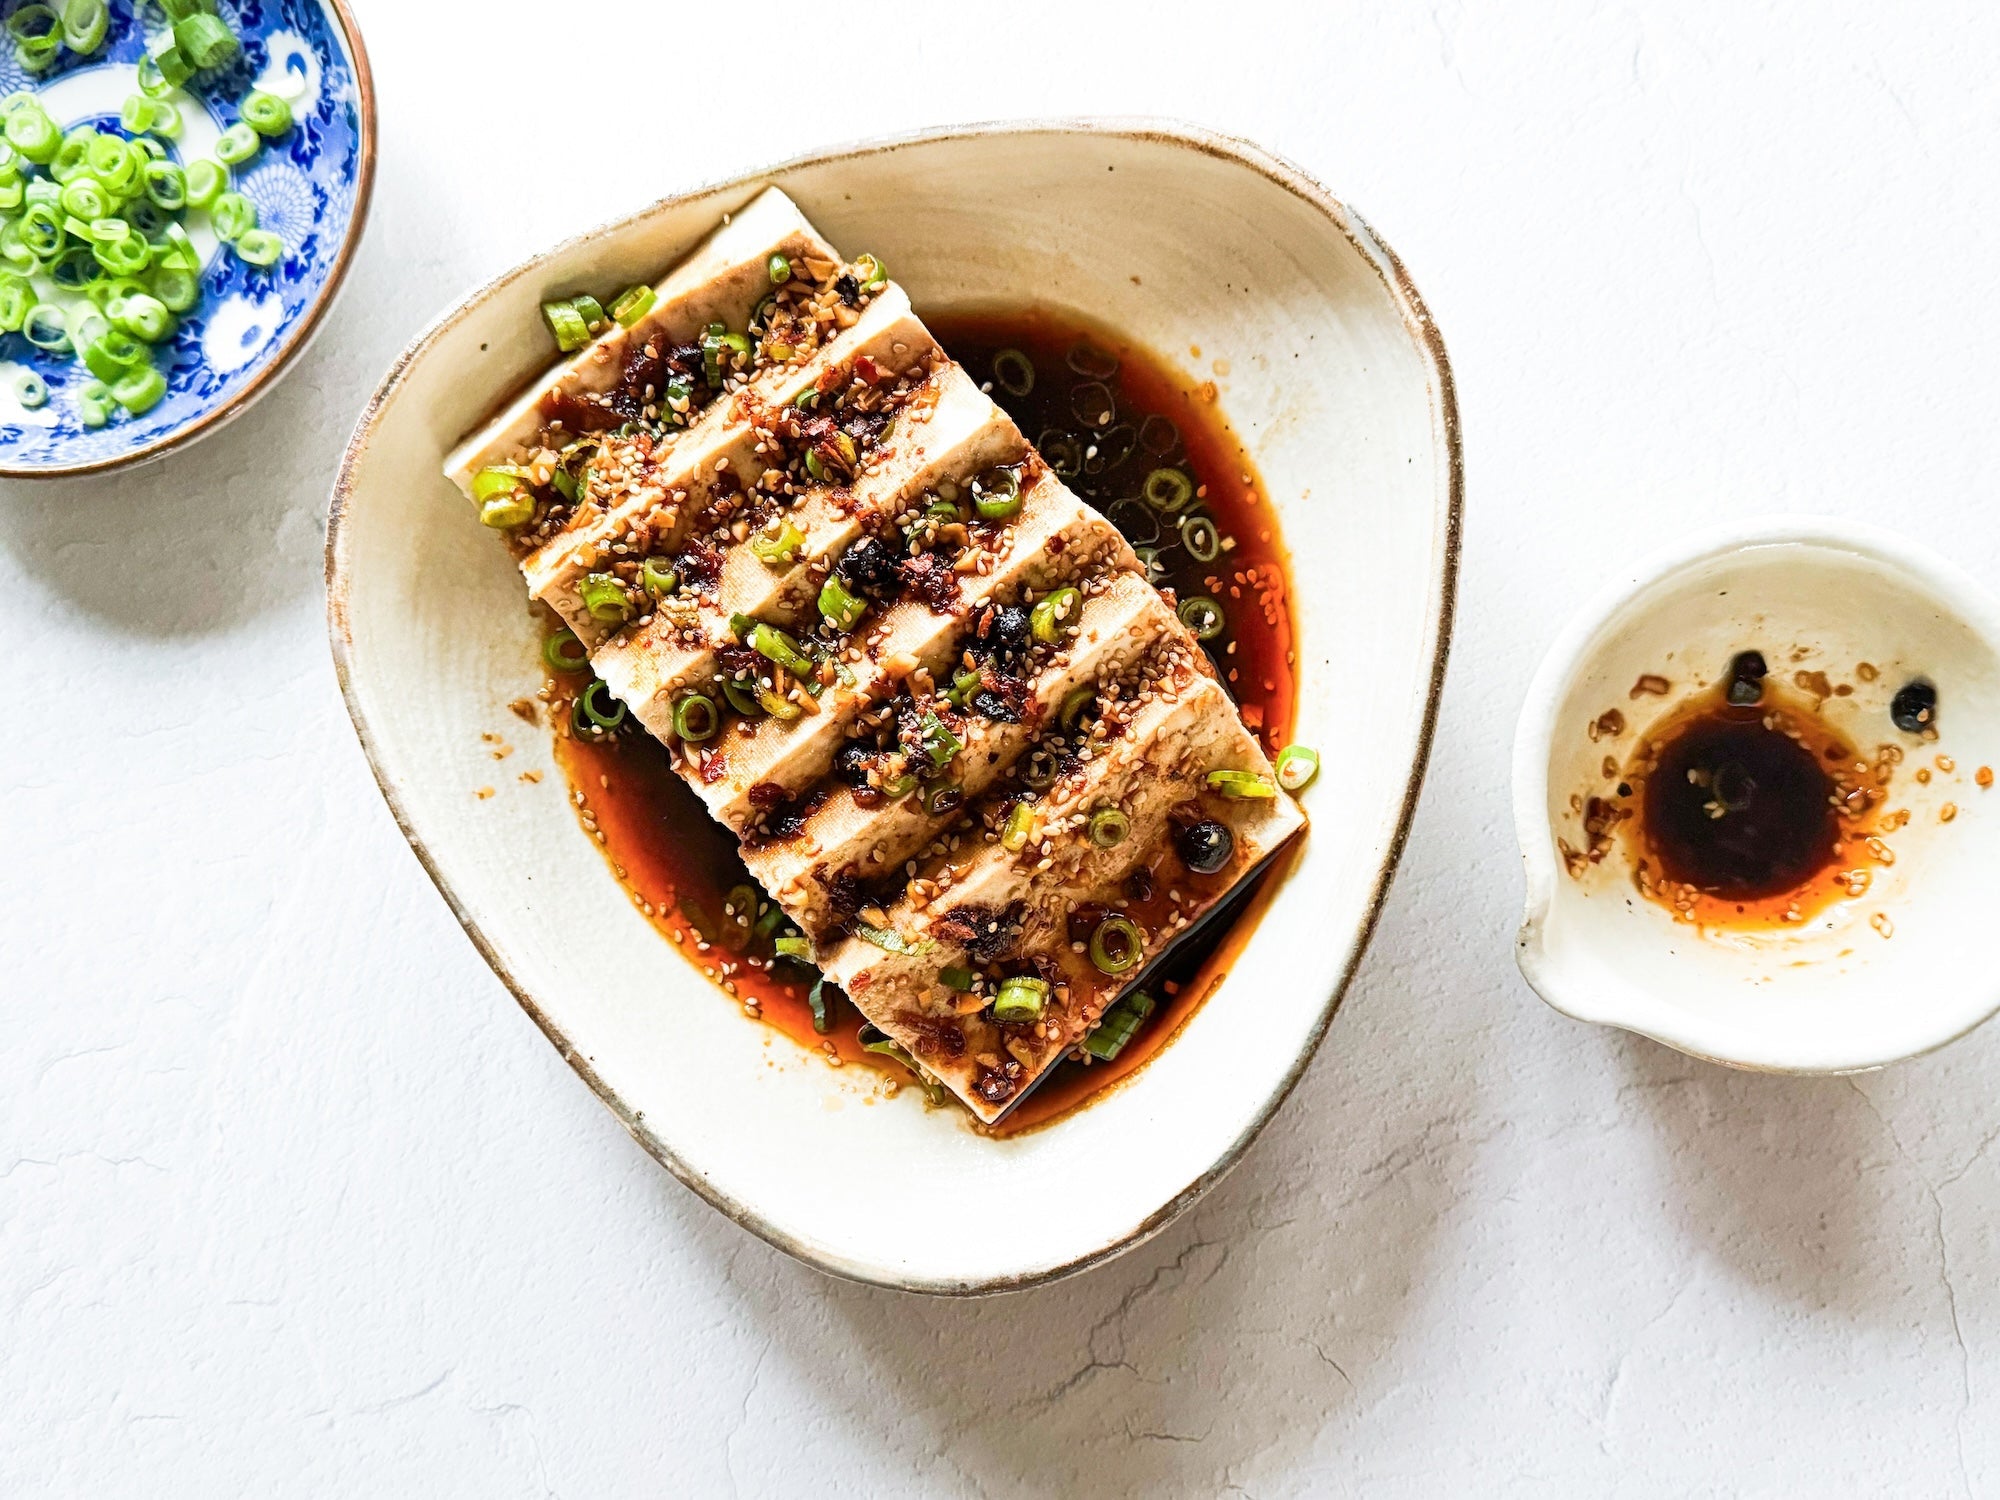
[[0, 0, 374, 477]]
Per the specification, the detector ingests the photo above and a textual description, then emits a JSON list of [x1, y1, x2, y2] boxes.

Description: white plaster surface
[[7, 3, 2000, 1494]]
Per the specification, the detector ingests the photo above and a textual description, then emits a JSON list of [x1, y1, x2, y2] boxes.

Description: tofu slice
[[818, 673, 1306, 1122], [444, 186, 836, 492], [589, 363, 1020, 709], [527, 289, 935, 641], [742, 572, 1177, 940], [686, 473, 1139, 833]]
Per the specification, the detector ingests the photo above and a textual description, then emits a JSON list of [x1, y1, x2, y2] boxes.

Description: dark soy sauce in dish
[[550, 306, 1297, 1131]]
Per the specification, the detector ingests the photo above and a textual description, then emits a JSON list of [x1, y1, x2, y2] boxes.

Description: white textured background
[[7, 2, 2000, 1494]]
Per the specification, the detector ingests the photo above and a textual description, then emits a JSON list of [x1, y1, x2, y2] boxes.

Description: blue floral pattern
[[0, 0, 368, 471]]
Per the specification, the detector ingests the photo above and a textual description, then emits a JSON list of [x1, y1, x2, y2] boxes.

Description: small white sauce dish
[[1514, 516, 2000, 1073]]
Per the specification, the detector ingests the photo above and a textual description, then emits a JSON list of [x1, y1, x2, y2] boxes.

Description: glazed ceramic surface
[[328, 121, 1460, 1292], [0, 0, 373, 477], [1516, 517, 2000, 1073]]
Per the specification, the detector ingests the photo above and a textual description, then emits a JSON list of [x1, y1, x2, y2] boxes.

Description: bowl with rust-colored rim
[[1516, 515, 2000, 1073], [0, 0, 375, 479], [328, 118, 1461, 1293]]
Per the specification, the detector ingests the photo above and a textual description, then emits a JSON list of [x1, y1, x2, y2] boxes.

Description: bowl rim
[[1513, 512, 2000, 1071], [325, 116, 1464, 1294], [0, 0, 379, 481]]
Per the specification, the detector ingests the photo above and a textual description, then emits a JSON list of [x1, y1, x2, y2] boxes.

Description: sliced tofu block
[[743, 572, 1178, 940], [444, 187, 836, 493], [589, 364, 1020, 708], [686, 476, 1139, 833], [526, 289, 935, 640], [818, 673, 1306, 1122]]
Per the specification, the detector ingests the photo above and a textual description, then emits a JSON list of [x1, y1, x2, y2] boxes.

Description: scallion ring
[[672, 692, 719, 742], [747, 622, 815, 678], [1082, 990, 1156, 1062], [940, 965, 977, 993], [12, 368, 46, 408], [756, 684, 802, 721], [143, 161, 187, 211], [717, 883, 759, 951], [721, 678, 762, 717], [774, 934, 813, 963], [990, 347, 1034, 397], [1177, 595, 1225, 641], [749, 518, 805, 567], [171, 12, 239, 70], [818, 574, 866, 631], [22, 301, 67, 350], [214, 122, 259, 166], [1030, 586, 1081, 644], [1089, 915, 1145, 976], [234, 230, 282, 268], [1143, 466, 1194, 513], [209, 191, 256, 243], [639, 556, 677, 597], [1059, 685, 1095, 731], [3, 105, 56, 164], [971, 463, 1021, 521], [0, 272, 32, 331], [609, 283, 654, 328], [854, 252, 888, 292], [150, 266, 197, 312], [110, 292, 170, 343], [577, 572, 631, 625], [1001, 801, 1035, 852], [542, 299, 589, 352], [184, 158, 224, 211], [767, 252, 790, 284], [240, 90, 292, 137], [1087, 808, 1130, 848], [60, 0, 107, 54], [479, 486, 535, 530], [923, 781, 963, 817], [991, 975, 1049, 1024], [1179, 513, 1222, 563], [1275, 745, 1320, 792], [82, 328, 145, 383], [572, 679, 625, 732], [542, 630, 589, 673], [1206, 769, 1278, 799], [110, 363, 165, 415], [77, 380, 111, 427]]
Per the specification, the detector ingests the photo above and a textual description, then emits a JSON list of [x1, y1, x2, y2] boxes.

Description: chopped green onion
[[210, 191, 255, 243], [940, 965, 977, 993], [233, 229, 282, 268], [92, 231, 150, 277], [749, 518, 805, 567], [82, 328, 145, 382], [1144, 467, 1194, 512], [944, 667, 982, 708], [767, 252, 790, 284], [135, 52, 171, 97], [854, 252, 888, 292], [22, 301, 67, 350], [1058, 684, 1095, 730], [13, 368, 46, 407], [60, 0, 107, 55], [143, 160, 187, 211], [774, 934, 814, 963], [609, 283, 654, 327], [77, 379, 112, 427], [672, 693, 719, 742], [1177, 595, 1225, 641], [719, 884, 758, 950], [3, 104, 56, 164], [0, 272, 32, 331], [700, 325, 752, 385], [577, 572, 630, 625], [121, 94, 158, 134], [1087, 808, 1130, 848], [149, 265, 197, 312], [109, 292, 170, 343], [747, 622, 815, 678], [543, 630, 589, 673], [1275, 745, 1319, 792], [817, 574, 866, 632], [110, 362, 165, 415], [1180, 513, 1222, 563], [479, 486, 535, 529], [640, 556, 678, 597], [572, 295, 606, 332], [991, 975, 1048, 1023], [240, 91, 292, 137], [472, 466, 529, 505], [806, 977, 831, 1034], [1001, 800, 1035, 852], [183, 157, 224, 210], [214, 122, 260, 166], [1030, 586, 1081, 644], [919, 710, 961, 768], [991, 347, 1034, 397], [923, 781, 961, 816], [971, 464, 1022, 521], [157, 222, 199, 271], [576, 679, 626, 731], [1089, 915, 1145, 976], [149, 43, 193, 90], [878, 772, 919, 799], [855, 923, 933, 956], [721, 679, 762, 717], [7, 6, 55, 43], [1082, 990, 1156, 1062], [172, 12, 238, 71], [1207, 769, 1278, 799], [542, 299, 590, 352], [755, 683, 802, 720]]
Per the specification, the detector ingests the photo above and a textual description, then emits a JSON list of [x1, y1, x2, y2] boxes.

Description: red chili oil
[[551, 306, 1298, 1128]]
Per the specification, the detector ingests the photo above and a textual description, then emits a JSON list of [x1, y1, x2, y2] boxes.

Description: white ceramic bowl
[[1515, 516, 2000, 1073], [328, 120, 1460, 1292]]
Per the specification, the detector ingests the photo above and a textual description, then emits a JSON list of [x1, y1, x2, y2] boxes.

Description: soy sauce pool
[[552, 306, 1298, 1131]]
